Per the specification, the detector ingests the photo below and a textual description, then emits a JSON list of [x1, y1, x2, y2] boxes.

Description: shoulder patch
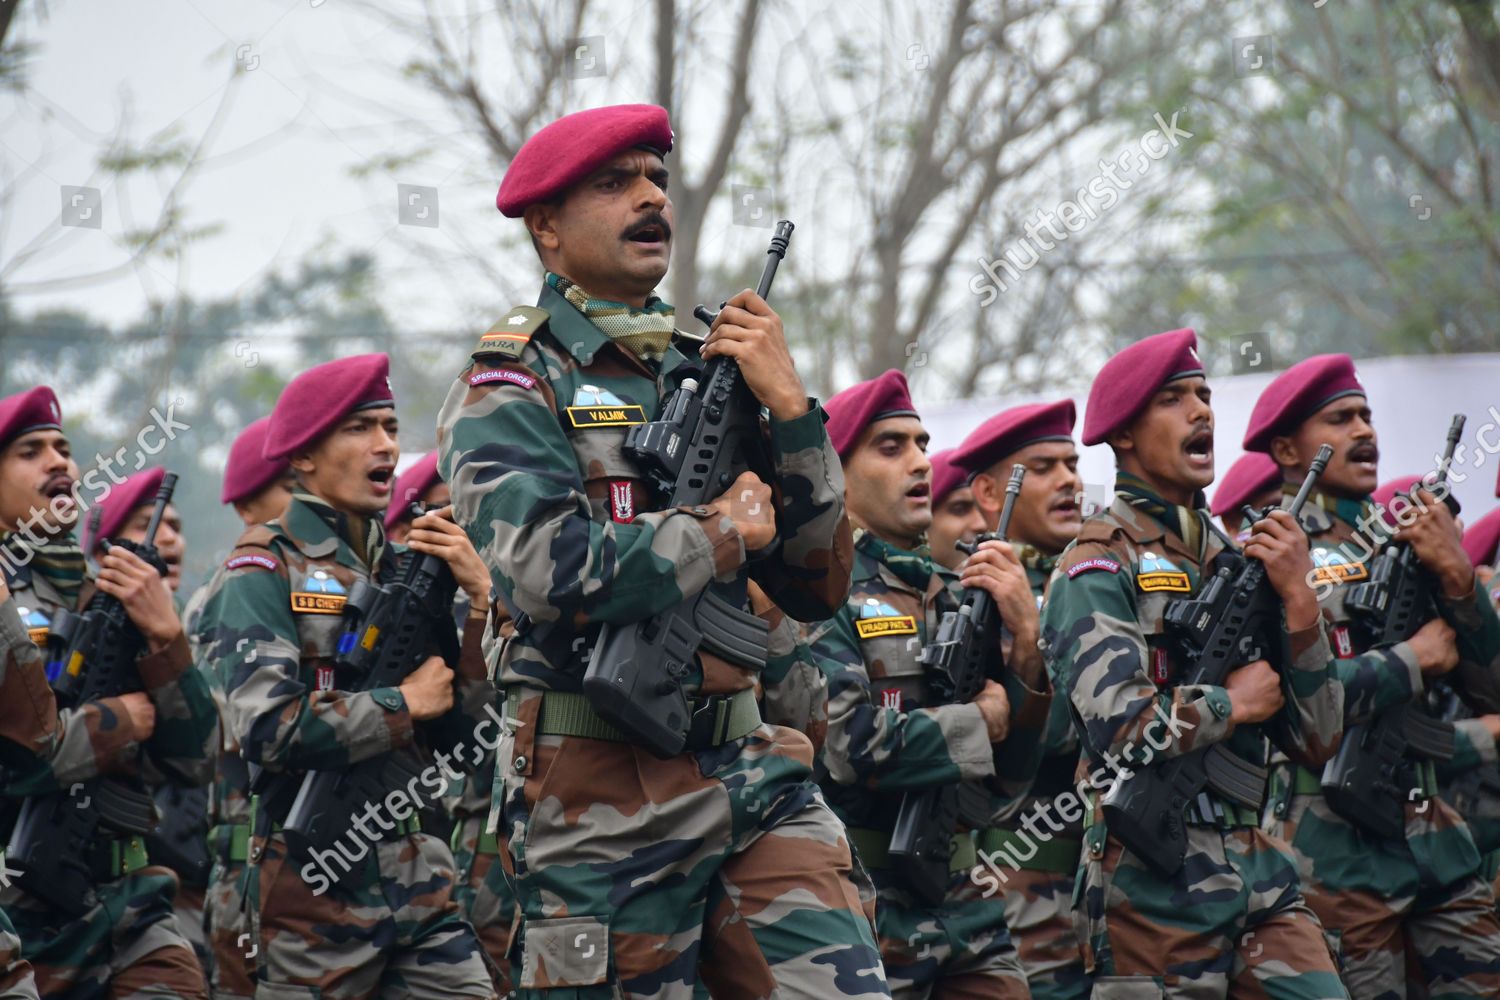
[[473, 306, 548, 360], [226, 553, 279, 572], [1066, 557, 1121, 579], [468, 367, 538, 390]]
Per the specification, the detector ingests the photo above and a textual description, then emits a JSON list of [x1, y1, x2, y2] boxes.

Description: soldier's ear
[[1107, 427, 1134, 456], [524, 203, 561, 256], [1268, 435, 1299, 469], [970, 472, 1000, 514], [289, 450, 316, 476]]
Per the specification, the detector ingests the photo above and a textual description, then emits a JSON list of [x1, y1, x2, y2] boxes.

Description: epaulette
[[472, 306, 549, 360], [670, 327, 707, 356], [1057, 518, 1129, 579]]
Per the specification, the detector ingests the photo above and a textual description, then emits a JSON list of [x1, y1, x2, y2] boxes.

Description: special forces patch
[[855, 598, 918, 639], [566, 385, 646, 429], [1136, 551, 1190, 593], [291, 569, 347, 614], [1310, 546, 1368, 586], [17, 605, 48, 646]]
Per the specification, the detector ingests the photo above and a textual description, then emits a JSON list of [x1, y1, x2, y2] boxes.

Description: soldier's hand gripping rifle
[[1101, 446, 1332, 878], [278, 534, 461, 874], [581, 222, 794, 759], [1320, 415, 1466, 838], [887, 464, 1026, 906], [7, 473, 178, 916]]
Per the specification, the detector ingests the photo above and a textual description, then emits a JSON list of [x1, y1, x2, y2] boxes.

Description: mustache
[[1347, 441, 1379, 462], [622, 212, 672, 242]]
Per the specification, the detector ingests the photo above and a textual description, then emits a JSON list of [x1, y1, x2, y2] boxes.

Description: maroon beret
[[1081, 329, 1203, 446], [1462, 506, 1500, 569], [85, 466, 165, 554], [1370, 474, 1428, 529], [0, 386, 63, 451], [222, 417, 289, 505], [1243, 354, 1364, 453], [384, 451, 443, 531], [952, 400, 1076, 476], [930, 450, 969, 507], [1211, 452, 1282, 517], [825, 369, 919, 460], [496, 105, 674, 218], [264, 353, 394, 461]]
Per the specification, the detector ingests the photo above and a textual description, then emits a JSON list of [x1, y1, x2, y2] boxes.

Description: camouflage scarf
[[854, 527, 934, 591], [1114, 471, 1206, 557], [1012, 542, 1058, 577], [546, 271, 676, 363], [293, 491, 386, 571], [1292, 485, 1371, 531], [0, 529, 86, 604]]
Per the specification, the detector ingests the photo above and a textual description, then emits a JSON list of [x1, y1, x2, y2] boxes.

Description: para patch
[[17, 605, 49, 646], [1136, 551, 1191, 593], [291, 569, 347, 615], [473, 306, 548, 360], [566, 385, 645, 428], [856, 597, 917, 639], [1311, 547, 1368, 587]]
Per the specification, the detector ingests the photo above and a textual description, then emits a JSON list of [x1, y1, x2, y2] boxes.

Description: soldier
[[1039, 329, 1348, 998], [180, 416, 292, 1000], [438, 103, 887, 999], [1211, 452, 1283, 538], [0, 383, 216, 1000], [802, 369, 1051, 1000], [1245, 353, 1500, 996], [949, 400, 1088, 1000], [208, 353, 500, 1000], [927, 450, 988, 572], [82, 468, 209, 980], [1463, 506, 1500, 597], [384, 452, 448, 546]]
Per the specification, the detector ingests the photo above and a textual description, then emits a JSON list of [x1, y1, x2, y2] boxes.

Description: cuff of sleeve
[[943, 702, 999, 781], [1287, 619, 1332, 671], [678, 505, 747, 578], [137, 630, 191, 690], [1456, 717, 1500, 765], [369, 687, 416, 749], [769, 398, 828, 458], [1176, 684, 1235, 750], [1389, 641, 1425, 701], [1437, 585, 1483, 630]]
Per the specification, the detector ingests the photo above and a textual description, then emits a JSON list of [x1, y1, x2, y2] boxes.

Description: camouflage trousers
[[869, 867, 1029, 1000], [1, 867, 208, 1000], [1267, 790, 1500, 999], [170, 886, 208, 987], [998, 865, 1090, 1000], [203, 860, 253, 1000], [450, 815, 516, 996], [0, 906, 38, 1000], [495, 699, 888, 1000], [1078, 824, 1346, 999], [247, 831, 495, 1000]]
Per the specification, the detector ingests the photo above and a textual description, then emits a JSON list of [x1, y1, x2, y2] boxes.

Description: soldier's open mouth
[[42, 476, 74, 498], [1183, 429, 1213, 465], [368, 467, 394, 494], [905, 481, 930, 504], [628, 226, 665, 244], [1348, 443, 1379, 471]]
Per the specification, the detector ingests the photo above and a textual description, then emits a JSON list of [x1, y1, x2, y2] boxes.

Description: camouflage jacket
[[0, 548, 215, 797], [436, 282, 853, 697], [0, 594, 57, 762], [208, 495, 494, 797], [1293, 490, 1500, 720], [1040, 495, 1342, 786], [184, 567, 252, 831], [801, 529, 1051, 832]]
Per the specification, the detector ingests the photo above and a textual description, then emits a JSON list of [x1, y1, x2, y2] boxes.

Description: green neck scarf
[[293, 491, 386, 571], [1114, 471, 1207, 555], [1012, 542, 1058, 577], [0, 529, 86, 605], [1292, 485, 1373, 531], [546, 271, 676, 363], [854, 527, 935, 591]]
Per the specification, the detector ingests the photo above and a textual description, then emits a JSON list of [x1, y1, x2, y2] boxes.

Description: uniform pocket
[[519, 914, 612, 989], [1092, 977, 1165, 998]]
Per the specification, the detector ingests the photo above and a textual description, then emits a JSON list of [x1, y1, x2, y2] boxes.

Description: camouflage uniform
[[1040, 489, 1347, 998], [988, 548, 1090, 1000], [438, 283, 887, 1000], [182, 571, 256, 1000], [207, 493, 497, 1000], [0, 594, 50, 1000], [801, 528, 1051, 1000], [1263, 491, 1500, 997], [0, 536, 217, 1000]]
